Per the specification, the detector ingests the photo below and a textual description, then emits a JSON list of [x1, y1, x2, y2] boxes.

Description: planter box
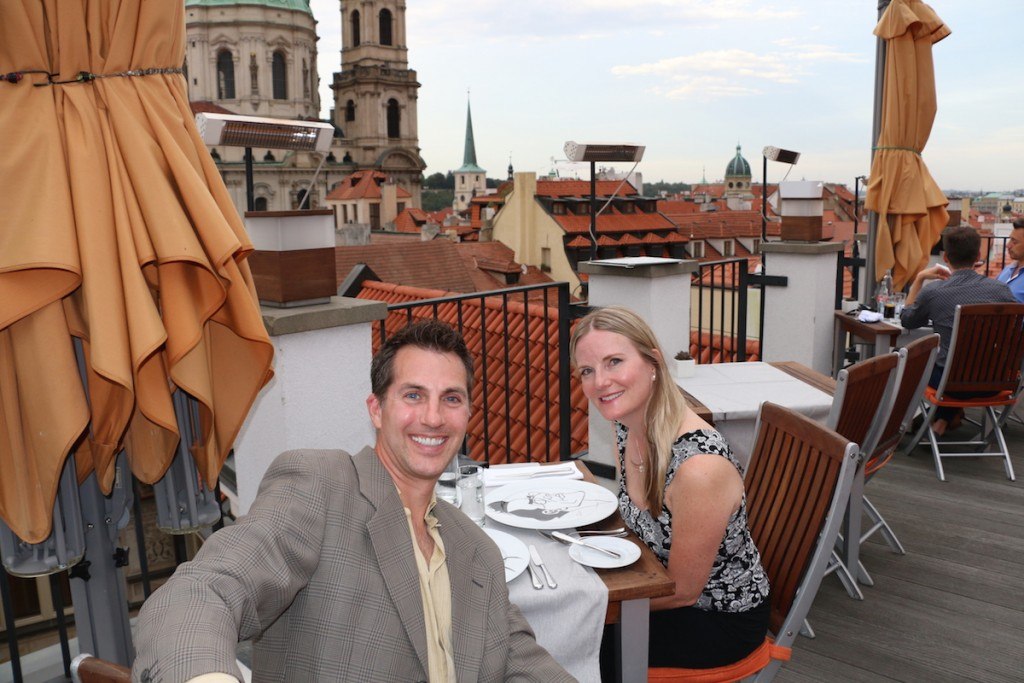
[[245, 210, 336, 307]]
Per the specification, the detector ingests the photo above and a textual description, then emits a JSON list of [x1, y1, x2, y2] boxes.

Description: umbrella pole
[[68, 462, 135, 666], [865, 0, 891, 301]]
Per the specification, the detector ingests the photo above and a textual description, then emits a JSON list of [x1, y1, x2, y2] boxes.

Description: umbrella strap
[[2, 69, 51, 84], [22, 67, 184, 87], [872, 145, 921, 155]]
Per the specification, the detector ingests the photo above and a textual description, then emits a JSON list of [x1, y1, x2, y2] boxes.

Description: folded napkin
[[483, 462, 583, 487], [857, 310, 884, 323]]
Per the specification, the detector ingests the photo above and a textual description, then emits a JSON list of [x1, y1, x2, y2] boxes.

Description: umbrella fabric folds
[[865, 0, 951, 290], [0, 1, 273, 544]]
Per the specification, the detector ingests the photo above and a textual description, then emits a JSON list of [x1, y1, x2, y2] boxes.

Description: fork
[[538, 528, 627, 542]]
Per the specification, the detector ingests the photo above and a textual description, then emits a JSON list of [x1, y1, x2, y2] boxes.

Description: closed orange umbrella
[[0, 1, 273, 544], [865, 0, 951, 290]]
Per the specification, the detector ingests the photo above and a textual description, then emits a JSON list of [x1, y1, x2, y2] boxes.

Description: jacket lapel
[[355, 449, 431, 676]]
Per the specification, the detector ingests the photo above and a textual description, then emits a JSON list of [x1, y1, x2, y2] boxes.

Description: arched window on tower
[[272, 51, 287, 100], [345, 99, 356, 122], [386, 99, 400, 139], [254, 197, 268, 211], [351, 10, 361, 46], [216, 50, 235, 99], [379, 9, 393, 46]]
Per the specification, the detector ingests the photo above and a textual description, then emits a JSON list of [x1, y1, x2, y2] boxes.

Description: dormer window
[[552, 202, 567, 215], [689, 240, 705, 259], [722, 240, 734, 257], [619, 202, 635, 214]]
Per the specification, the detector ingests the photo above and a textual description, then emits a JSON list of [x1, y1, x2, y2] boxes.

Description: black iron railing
[[376, 281, 576, 464], [691, 258, 756, 363]]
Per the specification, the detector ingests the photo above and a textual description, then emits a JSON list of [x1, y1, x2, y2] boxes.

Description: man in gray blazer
[[132, 320, 574, 682]]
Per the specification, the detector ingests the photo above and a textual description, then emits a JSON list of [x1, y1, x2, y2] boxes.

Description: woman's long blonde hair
[[569, 306, 688, 511]]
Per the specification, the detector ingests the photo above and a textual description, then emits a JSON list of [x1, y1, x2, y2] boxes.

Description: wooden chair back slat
[[871, 334, 940, 461], [942, 304, 1024, 395], [828, 352, 900, 458], [745, 403, 851, 635]]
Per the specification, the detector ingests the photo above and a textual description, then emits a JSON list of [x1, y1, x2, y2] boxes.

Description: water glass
[[892, 292, 907, 316], [457, 464, 485, 525], [435, 458, 462, 507]]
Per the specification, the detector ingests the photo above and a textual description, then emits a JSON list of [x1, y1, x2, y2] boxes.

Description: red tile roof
[[535, 179, 638, 198], [356, 281, 587, 464], [189, 101, 236, 115], [554, 212, 677, 235], [336, 240, 478, 292], [326, 170, 412, 201]]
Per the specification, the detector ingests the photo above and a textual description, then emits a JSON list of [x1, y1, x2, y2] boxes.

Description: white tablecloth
[[486, 518, 607, 682], [677, 362, 834, 469]]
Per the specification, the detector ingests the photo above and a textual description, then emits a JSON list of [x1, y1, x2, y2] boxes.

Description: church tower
[[331, 0, 426, 205], [453, 99, 486, 211], [724, 143, 754, 210]]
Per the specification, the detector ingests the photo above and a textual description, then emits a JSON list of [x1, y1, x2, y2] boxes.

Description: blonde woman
[[571, 306, 769, 668]]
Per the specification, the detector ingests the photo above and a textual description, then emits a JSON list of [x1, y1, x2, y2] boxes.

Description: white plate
[[484, 479, 618, 530], [484, 528, 530, 583], [568, 536, 641, 569]]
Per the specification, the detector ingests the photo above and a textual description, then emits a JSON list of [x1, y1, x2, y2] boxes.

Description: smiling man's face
[[367, 346, 471, 492]]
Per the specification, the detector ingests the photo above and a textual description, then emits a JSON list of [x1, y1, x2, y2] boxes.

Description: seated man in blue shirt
[[900, 225, 1015, 435], [996, 219, 1024, 303]]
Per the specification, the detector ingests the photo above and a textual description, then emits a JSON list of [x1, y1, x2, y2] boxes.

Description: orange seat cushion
[[923, 386, 1016, 408], [647, 637, 791, 682]]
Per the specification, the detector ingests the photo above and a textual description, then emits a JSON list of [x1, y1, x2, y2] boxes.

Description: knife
[[550, 530, 622, 559], [529, 545, 557, 588], [525, 555, 544, 590]]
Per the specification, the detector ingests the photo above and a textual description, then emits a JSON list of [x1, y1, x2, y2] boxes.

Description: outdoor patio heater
[[563, 141, 645, 260], [196, 112, 335, 211]]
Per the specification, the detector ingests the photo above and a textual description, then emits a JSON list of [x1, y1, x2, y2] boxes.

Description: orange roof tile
[[336, 241, 478, 292], [326, 170, 412, 201], [536, 179, 638, 198], [356, 281, 588, 464]]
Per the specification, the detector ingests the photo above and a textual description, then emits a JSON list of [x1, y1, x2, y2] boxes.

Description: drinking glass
[[457, 464, 485, 525], [892, 292, 907, 316], [435, 458, 462, 507]]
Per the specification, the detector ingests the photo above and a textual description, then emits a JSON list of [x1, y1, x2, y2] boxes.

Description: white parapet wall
[[233, 297, 386, 514]]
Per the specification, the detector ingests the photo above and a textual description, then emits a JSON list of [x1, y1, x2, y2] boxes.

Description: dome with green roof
[[725, 144, 751, 177], [185, 0, 312, 13]]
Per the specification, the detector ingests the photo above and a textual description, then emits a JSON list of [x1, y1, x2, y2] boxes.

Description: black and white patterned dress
[[616, 423, 769, 613]]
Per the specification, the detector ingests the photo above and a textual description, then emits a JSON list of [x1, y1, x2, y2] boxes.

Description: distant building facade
[[185, 0, 333, 213], [329, 0, 426, 205]]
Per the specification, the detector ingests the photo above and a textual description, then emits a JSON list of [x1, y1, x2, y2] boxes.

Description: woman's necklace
[[628, 437, 648, 473]]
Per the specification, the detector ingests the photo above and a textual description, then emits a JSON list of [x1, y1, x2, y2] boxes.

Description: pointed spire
[[463, 97, 478, 168], [455, 92, 485, 173], [507, 152, 514, 180]]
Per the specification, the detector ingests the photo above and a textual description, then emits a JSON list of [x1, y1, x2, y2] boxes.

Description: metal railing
[[376, 281, 577, 464], [691, 258, 756, 363]]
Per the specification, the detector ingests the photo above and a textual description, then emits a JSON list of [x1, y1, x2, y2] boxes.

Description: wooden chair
[[851, 334, 939, 587], [821, 352, 901, 600], [648, 402, 859, 682], [905, 303, 1024, 481], [71, 653, 130, 683]]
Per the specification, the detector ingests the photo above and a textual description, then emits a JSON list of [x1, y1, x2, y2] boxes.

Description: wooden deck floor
[[776, 419, 1024, 683]]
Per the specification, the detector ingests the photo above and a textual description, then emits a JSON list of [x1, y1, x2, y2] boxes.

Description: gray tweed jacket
[[132, 447, 574, 682]]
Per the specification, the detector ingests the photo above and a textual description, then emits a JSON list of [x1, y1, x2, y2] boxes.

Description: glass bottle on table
[[876, 269, 893, 314]]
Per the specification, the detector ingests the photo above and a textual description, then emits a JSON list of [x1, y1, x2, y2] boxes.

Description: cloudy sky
[[308, 0, 1022, 192]]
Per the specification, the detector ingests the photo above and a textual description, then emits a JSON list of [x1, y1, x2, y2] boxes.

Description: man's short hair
[[370, 319, 474, 399], [941, 225, 981, 268], [1013, 219, 1024, 231]]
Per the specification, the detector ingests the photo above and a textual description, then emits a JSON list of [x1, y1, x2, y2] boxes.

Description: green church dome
[[725, 144, 751, 177], [185, 0, 312, 14]]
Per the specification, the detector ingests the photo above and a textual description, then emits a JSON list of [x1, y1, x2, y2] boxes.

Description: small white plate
[[484, 528, 530, 582], [568, 536, 641, 569]]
